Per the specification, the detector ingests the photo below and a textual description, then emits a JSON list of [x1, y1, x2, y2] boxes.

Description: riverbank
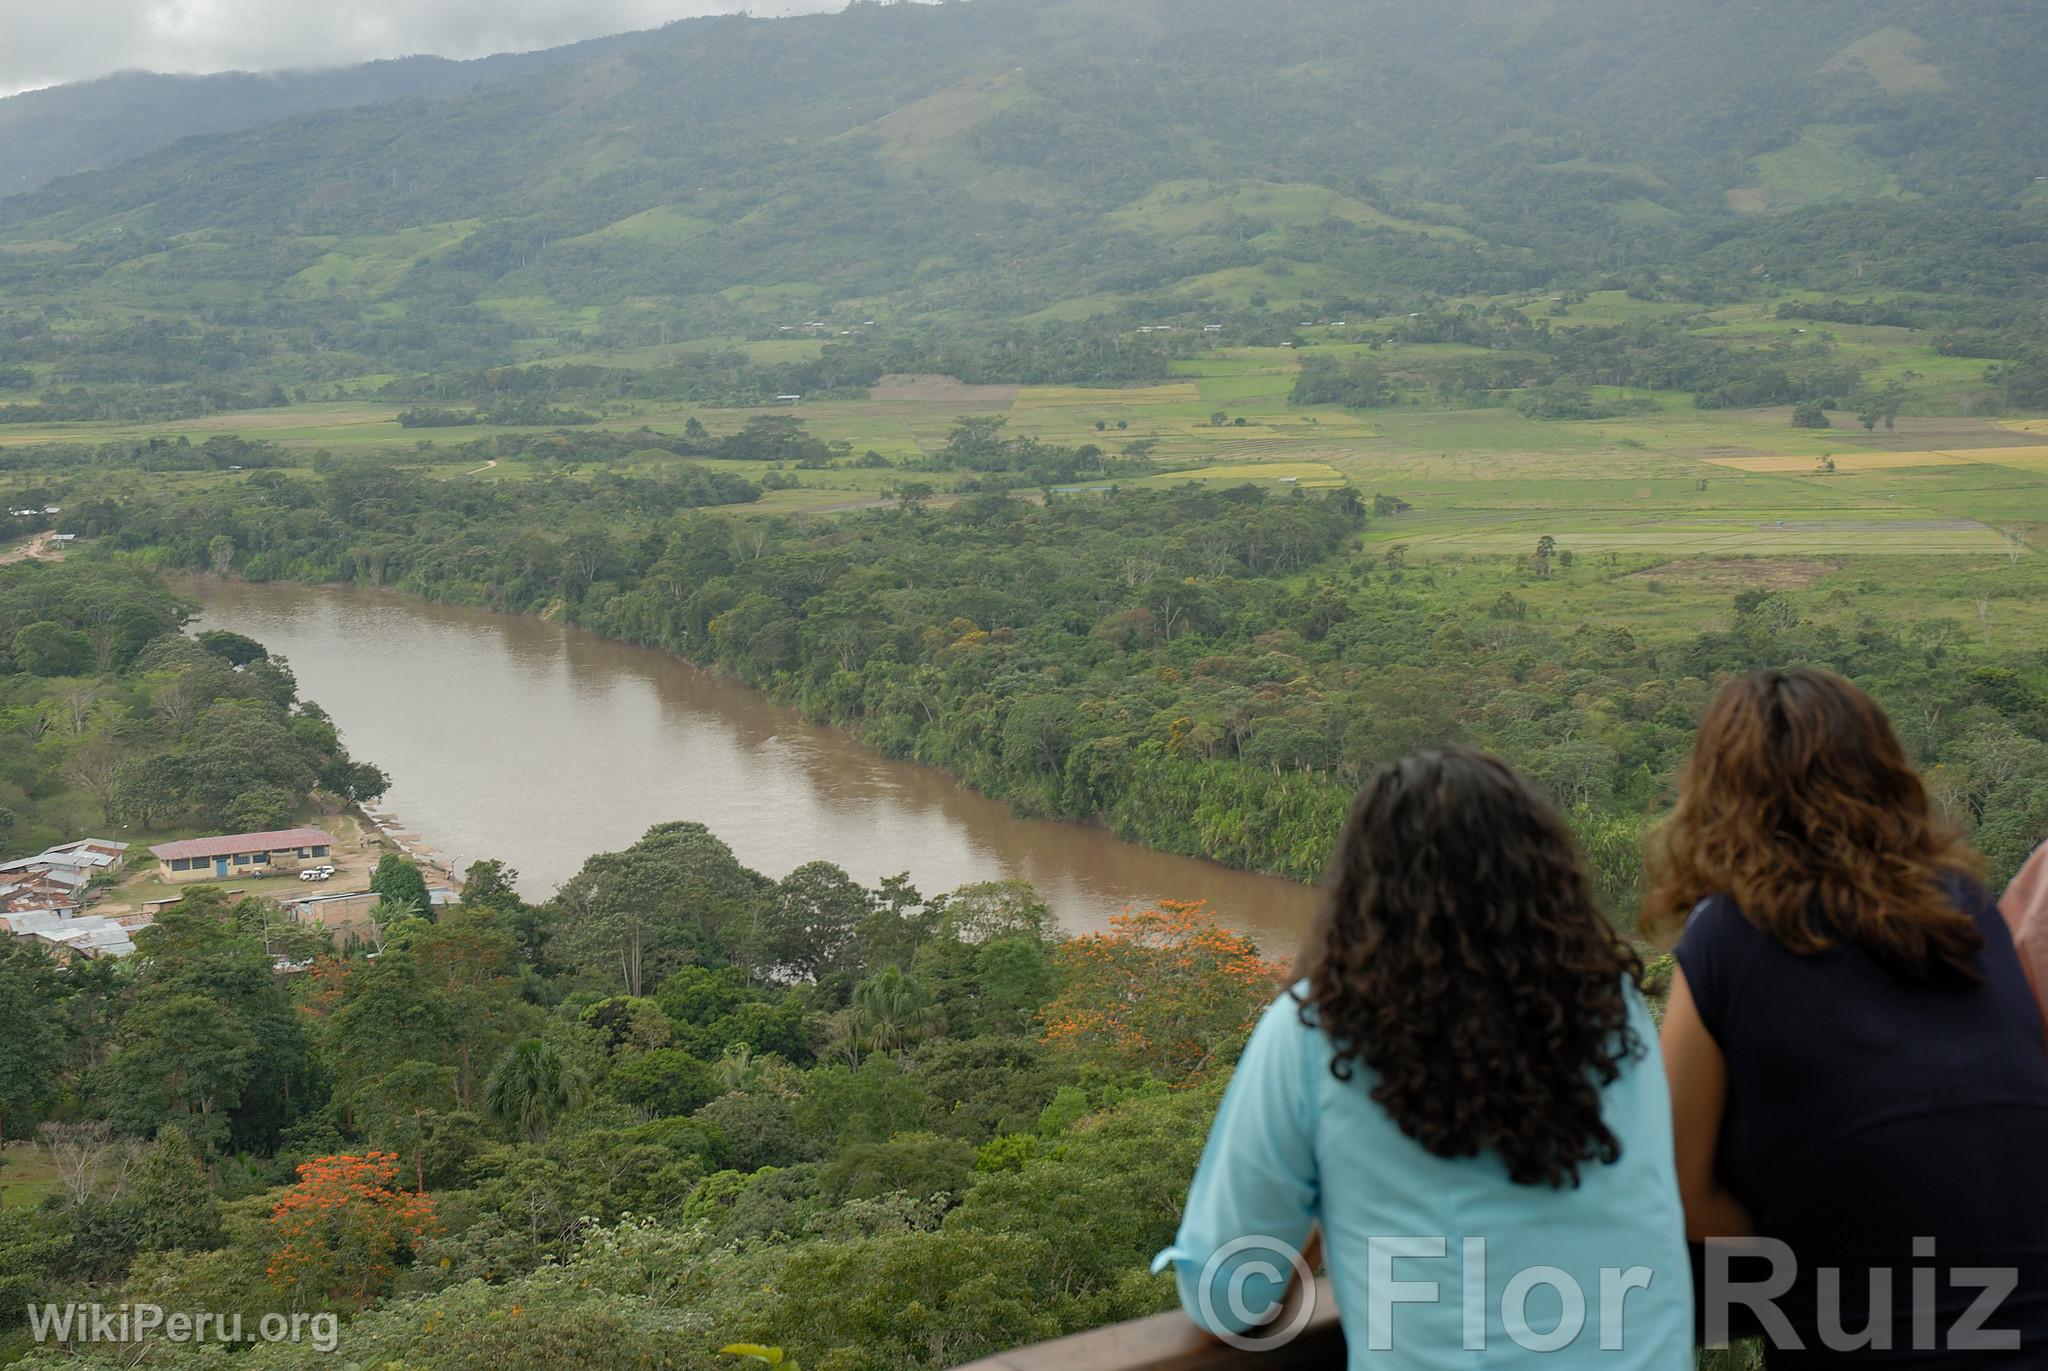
[[181, 575, 1326, 950], [167, 561, 1343, 881]]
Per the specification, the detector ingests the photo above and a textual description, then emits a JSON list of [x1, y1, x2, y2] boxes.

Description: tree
[[850, 967, 944, 1055], [37, 1120, 126, 1208], [0, 942, 68, 1210], [356, 1060, 462, 1191], [750, 861, 873, 982], [551, 822, 771, 995], [225, 783, 296, 833], [196, 630, 267, 666], [818, 1131, 976, 1206], [1790, 400, 1831, 429], [113, 752, 185, 828], [693, 1091, 809, 1173], [369, 895, 424, 930], [0, 1211, 69, 1332], [115, 894, 317, 1154], [323, 910, 539, 1111], [61, 734, 125, 823], [1533, 534, 1557, 578], [460, 858, 524, 912], [370, 853, 433, 920], [484, 1039, 586, 1143], [266, 1151, 435, 1309], [1041, 901, 1279, 1082], [605, 1047, 716, 1119], [104, 993, 257, 1155], [325, 757, 392, 806], [11, 621, 94, 676], [796, 1055, 928, 1149], [132, 1124, 223, 1251], [1001, 696, 1076, 781]]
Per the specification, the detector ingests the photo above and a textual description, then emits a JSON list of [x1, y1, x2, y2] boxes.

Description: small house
[[149, 827, 335, 883], [1, 908, 149, 961], [36, 839, 126, 873]]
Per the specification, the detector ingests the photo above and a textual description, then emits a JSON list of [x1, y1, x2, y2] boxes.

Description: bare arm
[[1659, 967, 1755, 1242], [1189, 1225, 1323, 1346]]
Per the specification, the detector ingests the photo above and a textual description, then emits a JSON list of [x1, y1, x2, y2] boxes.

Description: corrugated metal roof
[[148, 828, 335, 862], [0, 840, 130, 873]]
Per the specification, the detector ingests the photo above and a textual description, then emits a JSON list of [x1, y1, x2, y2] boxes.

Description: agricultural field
[[4, 303, 2044, 570]]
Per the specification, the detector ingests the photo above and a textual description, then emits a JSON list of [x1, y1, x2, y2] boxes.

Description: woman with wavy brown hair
[[1650, 668, 2048, 1367], [1157, 747, 1692, 1367]]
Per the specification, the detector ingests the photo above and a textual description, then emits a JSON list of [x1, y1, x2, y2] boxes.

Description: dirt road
[[0, 531, 63, 564]]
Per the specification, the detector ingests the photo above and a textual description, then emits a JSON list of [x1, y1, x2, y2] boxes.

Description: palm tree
[[821, 1009, 863, 1068], [483, 1038, 585, 1143], [715, 1042, 757, 1092], [850, 967, 943, 1055], [368, 895, 422, 926]]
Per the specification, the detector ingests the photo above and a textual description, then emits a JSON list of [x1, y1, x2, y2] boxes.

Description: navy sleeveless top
[[1676, 881, 2048, 1367]]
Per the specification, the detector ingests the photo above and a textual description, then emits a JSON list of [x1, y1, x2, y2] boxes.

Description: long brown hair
[[1642, 668, 1984, 980], [1298, 747, 1643, 1189]]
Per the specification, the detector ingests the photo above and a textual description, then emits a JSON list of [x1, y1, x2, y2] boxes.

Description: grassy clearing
[[1732, 125, 1910, 213], [1820, 27, 1945, 95], [572, 205, 716, 246], [1107, 178, 1471, 240], [0, 1143, 59, 1211], [1705, 450, 1974, 473], [10, 326, 2045, 564], [1140, 461, 1346, 489]]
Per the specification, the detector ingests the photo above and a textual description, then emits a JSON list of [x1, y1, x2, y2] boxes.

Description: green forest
[[62, 462, 2048, 909], [0, 560, 385, 854]]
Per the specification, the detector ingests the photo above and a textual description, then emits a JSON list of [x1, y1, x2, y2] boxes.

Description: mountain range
[[1, 0, 2042, 388]]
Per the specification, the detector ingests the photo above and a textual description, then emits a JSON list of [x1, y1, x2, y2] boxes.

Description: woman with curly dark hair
[[1156, 748, 1692, 1367], [1649, 668, 2048, 1367]]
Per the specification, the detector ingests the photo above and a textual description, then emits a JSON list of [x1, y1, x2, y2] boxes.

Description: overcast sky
[[0, 0, 852, 97]]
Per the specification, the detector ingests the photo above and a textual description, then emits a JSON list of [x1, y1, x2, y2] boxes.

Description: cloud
[[1, 0, 850, 96]]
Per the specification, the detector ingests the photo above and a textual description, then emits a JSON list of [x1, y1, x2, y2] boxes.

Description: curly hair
[[1642, 667, 1984, 981], [1297, 748, 1643, 1189]]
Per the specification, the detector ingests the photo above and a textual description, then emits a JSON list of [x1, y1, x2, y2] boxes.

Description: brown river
[[185, 579, 1322, 955]]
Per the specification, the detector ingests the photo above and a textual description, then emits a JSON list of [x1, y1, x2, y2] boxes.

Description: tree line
[[65, 470, 2048, 909], [0, 560, 386, 854]]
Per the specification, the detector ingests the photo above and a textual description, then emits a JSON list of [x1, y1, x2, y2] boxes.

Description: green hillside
[[0, 34, 652, 200], [0, 0, 2043, 399]]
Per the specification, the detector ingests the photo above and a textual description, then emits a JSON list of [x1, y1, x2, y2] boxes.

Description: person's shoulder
[[1671, 893, 1770, 1023], [1674, 892, 1754, 950], [1256, 981, 1317, 1036], [1940, 867, 1996, 918], [1241, 982, 1326, 1063]]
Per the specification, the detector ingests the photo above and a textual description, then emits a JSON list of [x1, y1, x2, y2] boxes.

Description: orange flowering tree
[[1041, 900, 1281, 1083], [266, 1151, 437, 1308]]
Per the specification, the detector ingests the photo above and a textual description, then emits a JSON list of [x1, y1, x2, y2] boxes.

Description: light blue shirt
[[1154, 985, 1692, 1368]]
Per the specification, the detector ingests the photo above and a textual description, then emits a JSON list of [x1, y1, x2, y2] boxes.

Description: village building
[[286, 884, 461, 945], [0, 839, 128, 912], [0, 908, 153, 962], [149, 827, 335, 883]]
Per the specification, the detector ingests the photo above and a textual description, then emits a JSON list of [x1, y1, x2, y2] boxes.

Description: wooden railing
[[951, 1279, 1343, 1371]]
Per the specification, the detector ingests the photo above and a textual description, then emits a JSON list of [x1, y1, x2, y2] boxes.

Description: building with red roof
[[148, 828, 335, 883]]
